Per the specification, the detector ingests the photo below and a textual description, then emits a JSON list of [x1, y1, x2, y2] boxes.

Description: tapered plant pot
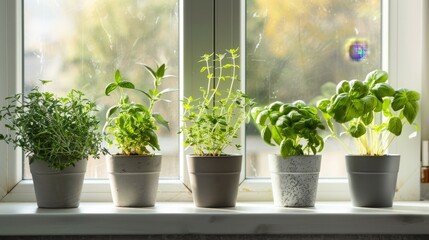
[[30, 159, 87, 209], [107, 154, 161, 207], [187, 155, 242, 208], [269, 154, 321, 207], [346, 154, 400, 208]]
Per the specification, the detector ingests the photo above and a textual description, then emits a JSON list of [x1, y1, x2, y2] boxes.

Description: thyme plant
[[317, 69, 420, 155], [180, 48, 254, 156], [0, 81, 106, 170], [104, 64, 174, 155]]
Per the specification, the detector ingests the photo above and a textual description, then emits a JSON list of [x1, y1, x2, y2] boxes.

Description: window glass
[[245, 0, 381, 178], [23, 0, 179, 179]]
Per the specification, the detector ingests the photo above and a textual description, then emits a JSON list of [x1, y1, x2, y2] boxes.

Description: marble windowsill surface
[[0, 201, 429, 236]]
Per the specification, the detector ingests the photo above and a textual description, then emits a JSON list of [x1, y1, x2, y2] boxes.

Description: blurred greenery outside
[[23, 0, 380, 179]]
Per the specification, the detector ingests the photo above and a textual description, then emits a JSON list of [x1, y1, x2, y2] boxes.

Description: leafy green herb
[[180, 48, 254, 156], [317, 69, 420, 155], [0, 83, 106, 170], [103, 64, 174, 155], [251, 101, 325, 158]]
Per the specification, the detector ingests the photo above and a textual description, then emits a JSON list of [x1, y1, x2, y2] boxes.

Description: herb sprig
[[180, 48, 254, 156]]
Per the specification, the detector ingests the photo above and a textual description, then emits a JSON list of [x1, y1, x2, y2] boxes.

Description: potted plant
[[317, 69, 420, 207], [180, 48, 254, 207], [0, 81, 106, 208], [251, 100, 325, 207], [104, 64, 173, 207]]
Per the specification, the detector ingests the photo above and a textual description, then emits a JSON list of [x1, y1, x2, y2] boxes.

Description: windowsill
[[1, 201, 429, 235]]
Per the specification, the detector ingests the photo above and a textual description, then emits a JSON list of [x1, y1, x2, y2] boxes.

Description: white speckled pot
[[269, 154, 321, 207], [107, 154, 161, 207]]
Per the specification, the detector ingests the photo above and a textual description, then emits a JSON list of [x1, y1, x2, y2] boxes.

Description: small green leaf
[[280, 139, 293, 158], [374, 97, 383, 112], [349, 80, 369, 99], [361, 111, 373, 125], [406, 90, 420, 101], [152, 113, 170, 131], [292, 100, 306, 107], [105, 82, 118, 96], [40, 79, 53, 85], [271, 126, 282, 145], [256, 110, 269, 126], [388, 117, 402, 136], [287, 110, 301, 122], [268, 101, 283, 111], [346, 99, 364, 119], [136, 89, 152, 100], [261, 126, 274, 146], [403, 101, 418, 124], [250, 107, 263, 121], [106, 105, 119, 119], [336, 80, 350, 94], [316, 99, 330, 113], [349, 122, 366, 138], [365, 69, 388, 87], [382, 98, 392, 117], [156, 64, 166, 78], [144, 65, 157, 80], [115, 70, 121, 83], [328, 93, 350, 114], [360, 95, 377, 114], [269, 112, 280, 125], [275, 116, 288, 127], [371, 83, 395, 99], [391, 89, 408, 111], [147, 129, 160, 151], [279, 104, 294, 114], [118, 81, 135, 89]]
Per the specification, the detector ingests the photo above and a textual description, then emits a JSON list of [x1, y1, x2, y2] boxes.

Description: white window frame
[[0, 0, 424, 202]]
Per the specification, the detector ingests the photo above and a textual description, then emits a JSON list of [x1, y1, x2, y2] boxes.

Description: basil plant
[[317, 69, 420, 156], [251, 100, 325, 158]]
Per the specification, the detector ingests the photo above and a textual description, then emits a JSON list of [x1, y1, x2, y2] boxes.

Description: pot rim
[[186, 154, 242, 158], [269, 154, 322, 157], [345, 154, 400, 157], [107, 153, 162, 158]]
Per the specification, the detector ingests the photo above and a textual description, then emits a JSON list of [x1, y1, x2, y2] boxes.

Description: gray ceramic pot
[[30, 159, 87, 208], [346, 154, 400, 207], [107, 154, 161, 207], [187, 155, 242, 208], [269, 154, 321, 207]]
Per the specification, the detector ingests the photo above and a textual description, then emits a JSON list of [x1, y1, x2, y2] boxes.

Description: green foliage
[[103, 64, 174, 155], [180, 48, 255, 156], [317, 69, 420, 156], [0, 82, 106, 171], [251, 100, 325, 158]]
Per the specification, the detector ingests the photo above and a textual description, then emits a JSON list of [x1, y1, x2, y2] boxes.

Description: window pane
[[245, 0, 381, 178], [23, 0, 179, 179]]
